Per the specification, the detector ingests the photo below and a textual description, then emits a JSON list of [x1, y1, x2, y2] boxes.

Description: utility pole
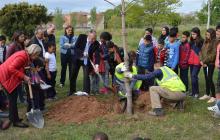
[[207, 0, 211, 29]]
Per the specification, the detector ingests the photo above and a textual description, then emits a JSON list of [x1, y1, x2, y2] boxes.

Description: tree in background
[[89, 7, 97, 28], [71, 13, 77, 28], [53, 8, 64, 30], [197, 0, 220, 25], [0, 2, 52, 38], [104, 6, 121, 28]]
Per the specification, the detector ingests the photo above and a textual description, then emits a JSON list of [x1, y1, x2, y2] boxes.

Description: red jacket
[[179, 42, 190, 68], [153, 47, 167, 65], [0, 50, 30, 94], [188, 42, 202, 66]]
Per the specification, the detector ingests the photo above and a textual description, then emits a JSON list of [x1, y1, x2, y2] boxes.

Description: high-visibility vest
[[115, 63, 142, 90], [156, 66, 186, 92]]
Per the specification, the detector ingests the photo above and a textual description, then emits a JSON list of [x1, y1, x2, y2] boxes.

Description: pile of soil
[[46, 92, 151, 123]]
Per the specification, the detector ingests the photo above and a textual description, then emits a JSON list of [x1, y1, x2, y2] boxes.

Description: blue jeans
[[180, 67, 189, 92], [190, 65, 201, 95], [89, 74, 99, 93]]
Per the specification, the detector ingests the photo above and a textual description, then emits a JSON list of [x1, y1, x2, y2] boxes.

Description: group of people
[[1, 22, 220, 130]]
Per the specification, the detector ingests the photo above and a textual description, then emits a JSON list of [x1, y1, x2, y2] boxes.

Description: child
[[199, 28, 216, 103], [0, 35, 7, 64], [154, 39, 167, 66], [179, 31, 191, 93], [107, 41, 123, 87], [136, 35, 154, 91], [45, 43, 57, 100], [165, 29, 181, 74], [99, 32, 112, 94], [188, 27, 204, 98]]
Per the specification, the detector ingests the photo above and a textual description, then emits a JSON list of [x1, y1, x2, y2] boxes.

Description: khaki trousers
[[149, 86, 186, 109]]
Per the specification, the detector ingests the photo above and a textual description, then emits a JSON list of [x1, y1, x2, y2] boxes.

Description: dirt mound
[[46, 92, 151, 123]]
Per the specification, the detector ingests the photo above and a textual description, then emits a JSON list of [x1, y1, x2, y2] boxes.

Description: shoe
[[148, 108, 165, 116], [213, 112, 220, 118], [0, 120, 11, 130], [59, 84, 64, 88], [199, 95, 210, 100], [208, 105, 219, 112], [189, 93, 194, 97], [174, 100, 184, 111], [13, 122, 29, 128], [207, 97, 216, 103], [100, 87, 108, 94], [194, 94, 199, 99], [67, 92, 73, 96]]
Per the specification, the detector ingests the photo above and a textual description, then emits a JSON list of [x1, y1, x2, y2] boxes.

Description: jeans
[[46, 71, 57, 98], [190, 65, 201, 95], [60, 51, 72, 85], [203, 64, 215, 97], [89, 74, 99, 93], [70, 59, 90, 94], [180, 67, 189, 92]]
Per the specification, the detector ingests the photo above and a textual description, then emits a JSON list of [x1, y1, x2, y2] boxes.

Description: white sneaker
[[207, 97, 216, 103], [199, 95, 210, 100], [208, 105, 219, 112]]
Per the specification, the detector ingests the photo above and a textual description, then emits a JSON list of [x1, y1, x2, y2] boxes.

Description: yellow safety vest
[[156, 66, 186, 92], [115, 63, 142, 90]]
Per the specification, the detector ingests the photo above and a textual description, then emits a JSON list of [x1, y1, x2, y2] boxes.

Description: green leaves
[[0, 2, 53, 38]]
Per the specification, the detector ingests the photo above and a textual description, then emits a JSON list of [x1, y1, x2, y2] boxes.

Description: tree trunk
[[121, 0, 133, 115]]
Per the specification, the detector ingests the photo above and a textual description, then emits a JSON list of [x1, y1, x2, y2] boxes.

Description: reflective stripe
[[161, 67, 177, 82]]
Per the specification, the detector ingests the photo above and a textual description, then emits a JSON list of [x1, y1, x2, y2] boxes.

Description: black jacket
[[29, 36, 47, 58]]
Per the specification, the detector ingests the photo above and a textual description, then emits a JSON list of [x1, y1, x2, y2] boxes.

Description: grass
[[1, 27, 220, 140]]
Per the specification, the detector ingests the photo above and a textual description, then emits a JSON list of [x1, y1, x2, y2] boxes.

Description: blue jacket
[[165, 41, 180, 69], [136, 43, 154, 71], [59, 35, 78, 55]]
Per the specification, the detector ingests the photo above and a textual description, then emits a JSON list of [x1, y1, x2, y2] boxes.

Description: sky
[[0, 0, 208, 14]]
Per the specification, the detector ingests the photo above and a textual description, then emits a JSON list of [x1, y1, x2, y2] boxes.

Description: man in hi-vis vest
[[125, 63, 186, 116]]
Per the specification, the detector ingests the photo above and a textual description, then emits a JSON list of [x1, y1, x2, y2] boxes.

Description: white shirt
[[37, 38, 46, 57], [45, 52, 57, 72]]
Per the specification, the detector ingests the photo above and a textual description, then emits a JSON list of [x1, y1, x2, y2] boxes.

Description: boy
[[154, 39, 167, 66], [179, 31, 191, 93], [165, 29, 181, 74], [139, 28, 158, 47], [0, 35, 7, 64], [137, 35, 154, 90], [45, 42, 57, 100]]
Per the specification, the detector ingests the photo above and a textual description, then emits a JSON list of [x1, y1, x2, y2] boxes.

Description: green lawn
[[1, 28, 220, 140]]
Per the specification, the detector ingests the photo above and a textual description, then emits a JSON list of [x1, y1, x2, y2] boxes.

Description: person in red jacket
[[0, 44, 41, 128], [179, 31, 191, 93], [188, 27, 204, 98], [154, 39, 167, 66]]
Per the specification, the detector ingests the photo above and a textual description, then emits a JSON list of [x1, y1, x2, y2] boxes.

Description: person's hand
[[200, 61, 204, 66], [121, 65, 127, 72], [24, 75, 31, 84], [124, 72, 133, 79], [64, 43, 71, 47], [203, 64, 207, 67], [95, 64, 99, 73]]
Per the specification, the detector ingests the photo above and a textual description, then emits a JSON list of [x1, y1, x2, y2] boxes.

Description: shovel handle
[[28, 83, 34, 100]]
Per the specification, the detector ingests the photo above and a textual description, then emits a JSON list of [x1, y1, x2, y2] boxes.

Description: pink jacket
[[215, 43, 220, 68]]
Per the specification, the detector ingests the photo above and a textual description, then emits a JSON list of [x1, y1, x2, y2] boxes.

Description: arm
[[171, 43, 180, 69], [133, 69, 163, 81], [59, 36, 70, 50], [69, 36, 78, 49]]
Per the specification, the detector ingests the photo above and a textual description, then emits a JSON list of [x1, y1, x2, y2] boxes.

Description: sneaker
[[207, 97, 216, 103], [148, 108, 165, 116], [199, 95, 211, 100], [59, 84, 64, 88], [67, 92, 73, 96], [194, 94, 199, 99], [208, 105, 219, 112]]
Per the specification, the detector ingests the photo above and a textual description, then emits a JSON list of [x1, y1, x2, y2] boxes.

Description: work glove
[[95, 64, 99, 73], [121, 65, 127, 72]]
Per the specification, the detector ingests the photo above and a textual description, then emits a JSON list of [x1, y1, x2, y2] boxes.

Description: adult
[[126, 63, 186, 116], [158, 26, 169, 42], [59, 25, 78, 88], [0, 44, 41, 128], [6, 31, 26, 104], [29, 26, 47, 111], [44, 23, 56, 52], [188, 27, 204, 98], [199, 28, 216, 103], [139, 28, 158, 47], [6, 31, 25, 59], [69, 30, 100, 96]]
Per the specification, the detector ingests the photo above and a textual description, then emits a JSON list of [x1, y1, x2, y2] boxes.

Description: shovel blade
[[26, 109, 44, 129]]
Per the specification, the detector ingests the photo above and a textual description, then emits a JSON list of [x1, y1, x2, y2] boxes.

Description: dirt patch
[[46, 92, 151, 123]]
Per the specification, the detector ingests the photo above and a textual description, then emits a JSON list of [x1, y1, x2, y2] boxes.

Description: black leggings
[[203, 64, 215, 97]]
